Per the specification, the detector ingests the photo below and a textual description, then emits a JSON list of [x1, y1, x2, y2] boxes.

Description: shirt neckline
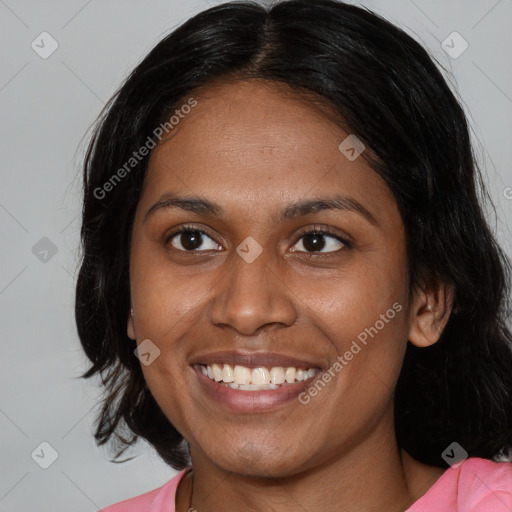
[[407, 463, 459, 509], [171, 462, 457, 510]]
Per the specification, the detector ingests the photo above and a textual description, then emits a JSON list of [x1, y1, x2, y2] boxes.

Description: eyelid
[[165, 223, 221, 249], [289, 225, 352, 255], [294, 224, 352, 245], [166, 223, 214, 239]]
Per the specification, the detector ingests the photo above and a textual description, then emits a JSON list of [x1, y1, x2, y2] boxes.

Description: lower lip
[[192, 365, 317, 413]]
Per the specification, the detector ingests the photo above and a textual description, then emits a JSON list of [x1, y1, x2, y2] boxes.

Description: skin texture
[[127, 80, 453, 512]]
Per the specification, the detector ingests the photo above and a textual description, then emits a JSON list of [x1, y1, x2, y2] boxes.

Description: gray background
[[1, 1, 511, 511]]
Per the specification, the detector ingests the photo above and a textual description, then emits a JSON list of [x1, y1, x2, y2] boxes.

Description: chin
[[205, 439, 314, 478]]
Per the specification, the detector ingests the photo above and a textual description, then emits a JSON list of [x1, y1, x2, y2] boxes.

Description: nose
[[208, 247, 297, 336]]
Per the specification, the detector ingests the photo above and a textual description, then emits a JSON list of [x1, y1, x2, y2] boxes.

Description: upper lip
[[189, 350, 324, 369]]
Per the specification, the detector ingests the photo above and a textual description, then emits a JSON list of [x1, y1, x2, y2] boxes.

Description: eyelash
[[165, 223, 352, 256]]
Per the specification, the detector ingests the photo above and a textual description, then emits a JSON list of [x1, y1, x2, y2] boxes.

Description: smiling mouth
[[195, 363, 320, 391]]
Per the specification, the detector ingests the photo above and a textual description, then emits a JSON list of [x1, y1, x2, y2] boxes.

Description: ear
[[127, 307, 136, 340], [408, 279, 455, 348]]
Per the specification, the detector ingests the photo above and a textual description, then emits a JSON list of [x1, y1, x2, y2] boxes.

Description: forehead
[[140, 80, 395, 223]]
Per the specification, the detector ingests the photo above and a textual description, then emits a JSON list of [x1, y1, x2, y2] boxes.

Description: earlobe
[[127, 308, 136, 340], [408, 281, 455, 348]]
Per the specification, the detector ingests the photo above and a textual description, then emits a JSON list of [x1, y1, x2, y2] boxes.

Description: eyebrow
[[143, 192, 378, 226]]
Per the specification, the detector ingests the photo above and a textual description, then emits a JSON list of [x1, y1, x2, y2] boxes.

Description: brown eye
[[166, 228, 222, 252], [291, 229, 349, 254]]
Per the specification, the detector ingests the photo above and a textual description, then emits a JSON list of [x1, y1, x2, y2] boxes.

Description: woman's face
[[128, 80, 417, 477]]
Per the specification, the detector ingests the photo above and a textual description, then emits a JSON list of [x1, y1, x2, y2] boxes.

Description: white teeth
[[251, 367, 270, 385], [212, 363, 223, 382], [270, 367, 285, 384], [239, 383, 279, 390], [222, 364, 234, 383], [285, 367, 296, 383], [234, 365, 251, 385], [201, 363, 318, 389]]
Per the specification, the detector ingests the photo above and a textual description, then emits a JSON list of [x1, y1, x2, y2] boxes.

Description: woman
[[75, 0, 512, 510]]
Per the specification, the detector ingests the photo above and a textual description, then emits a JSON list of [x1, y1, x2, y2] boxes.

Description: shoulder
[[457, 456, 512, 482], [456, 457, 512, 510], [101, 468, 191, 512], [409, 457, 512, 512]]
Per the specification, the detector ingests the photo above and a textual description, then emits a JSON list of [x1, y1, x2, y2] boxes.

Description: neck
[[176, 421, 445, 512]]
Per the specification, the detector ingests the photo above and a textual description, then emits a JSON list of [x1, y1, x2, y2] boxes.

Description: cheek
[[129, 236, 218, 339], [296, 253, 409, 344], [294, 253, 410, 417], [306, 279, 408, 394]]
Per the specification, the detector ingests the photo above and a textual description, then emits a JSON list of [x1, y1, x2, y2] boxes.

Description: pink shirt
[[101, 457, 512, 511]]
